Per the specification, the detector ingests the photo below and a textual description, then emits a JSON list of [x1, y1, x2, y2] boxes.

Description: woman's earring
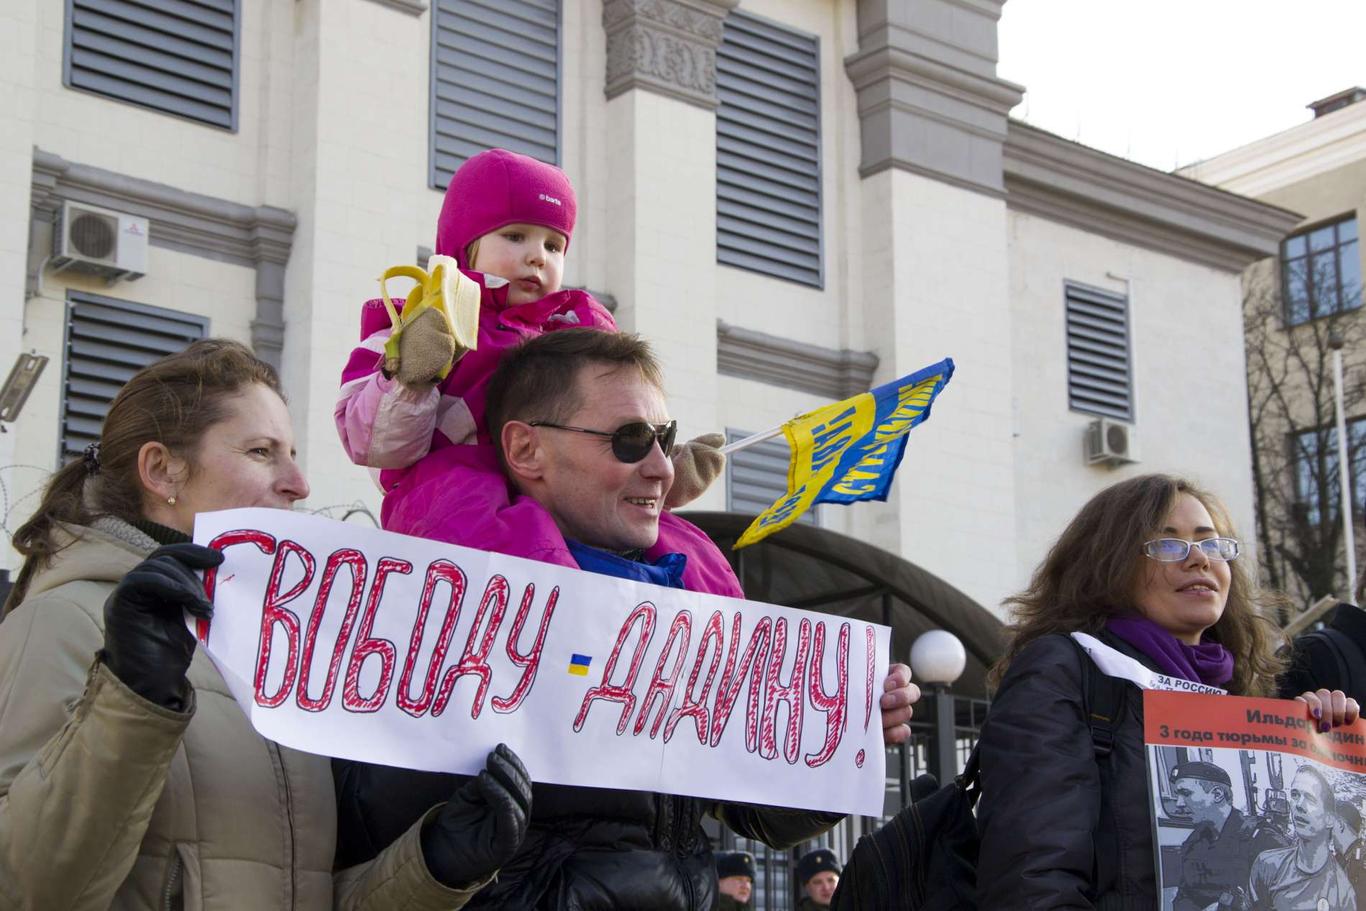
[[167, 496, 177, 506]]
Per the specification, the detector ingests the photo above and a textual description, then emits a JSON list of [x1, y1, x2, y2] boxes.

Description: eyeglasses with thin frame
[[529, 419, 678, 464], [1141, 537, 1240, 563]]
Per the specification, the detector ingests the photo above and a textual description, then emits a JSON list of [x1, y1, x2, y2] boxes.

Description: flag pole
[[718, 424, 785, 456]]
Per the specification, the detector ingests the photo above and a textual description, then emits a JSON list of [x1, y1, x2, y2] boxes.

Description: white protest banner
[[192, 508, 891, 817]]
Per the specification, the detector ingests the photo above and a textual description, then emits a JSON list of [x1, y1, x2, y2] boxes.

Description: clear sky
[[997, 1, 1366, 172]]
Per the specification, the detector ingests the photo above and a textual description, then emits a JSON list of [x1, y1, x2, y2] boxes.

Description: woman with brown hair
[[0, 339, 528, 910], [974, 474, 1358, 909]]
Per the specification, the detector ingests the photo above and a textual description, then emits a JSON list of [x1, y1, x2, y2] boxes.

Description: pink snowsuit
[[334, 271, 744, 598]]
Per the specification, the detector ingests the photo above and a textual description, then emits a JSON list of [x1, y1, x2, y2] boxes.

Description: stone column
[[600, 0, 737, 510], [845, 0, 1025, 612]]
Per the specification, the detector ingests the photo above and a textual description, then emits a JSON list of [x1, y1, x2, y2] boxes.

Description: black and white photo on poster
[[1146, 690, 1365, 911]]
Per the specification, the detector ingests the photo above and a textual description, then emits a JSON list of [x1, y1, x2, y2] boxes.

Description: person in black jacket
[[975, 474, 1359, 910], [335, 330, 920, 909], [1331, 798, 1365, 908], [1279, 602, 1366, 704]]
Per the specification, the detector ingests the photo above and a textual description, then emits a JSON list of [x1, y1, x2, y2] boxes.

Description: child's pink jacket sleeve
[[334, 318, 443, 469]]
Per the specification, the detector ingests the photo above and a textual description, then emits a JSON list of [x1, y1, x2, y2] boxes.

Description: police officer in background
[[1171, 761, 1288, 911], [716, 852, 755, 910], [1332, 799, 1364, 908], [795, 848, 842, 910]]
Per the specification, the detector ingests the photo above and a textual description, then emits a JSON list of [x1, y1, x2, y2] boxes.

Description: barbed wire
[[305, 501, 380, 527], [0, 465, 67, 538]]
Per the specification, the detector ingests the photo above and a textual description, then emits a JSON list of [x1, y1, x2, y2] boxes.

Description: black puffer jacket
[[975, 632, 1155, 910], [1278, 602, 1366, 703], [335, 762, 840, 909]]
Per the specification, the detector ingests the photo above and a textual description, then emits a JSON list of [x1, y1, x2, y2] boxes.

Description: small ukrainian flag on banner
[[568, 654, 592, 677], [736, 358, 955, 549]]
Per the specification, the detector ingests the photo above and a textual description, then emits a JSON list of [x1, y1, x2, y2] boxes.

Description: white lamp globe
[[910, 630, 966, 685]]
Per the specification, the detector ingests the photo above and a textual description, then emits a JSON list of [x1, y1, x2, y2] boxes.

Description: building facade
[[1, 0, 1295, 609], [1181, 90, 1366, 606], [0, 1, 1300, 902]]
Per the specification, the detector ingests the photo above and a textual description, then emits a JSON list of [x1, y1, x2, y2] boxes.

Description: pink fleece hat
[[435, 149, 577, 269]]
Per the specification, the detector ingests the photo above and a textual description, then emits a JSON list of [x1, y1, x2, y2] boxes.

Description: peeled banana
[[379, 254, 481, 382]]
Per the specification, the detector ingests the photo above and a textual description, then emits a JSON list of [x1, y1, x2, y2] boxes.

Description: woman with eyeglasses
[[974, 474, 1358, 910]]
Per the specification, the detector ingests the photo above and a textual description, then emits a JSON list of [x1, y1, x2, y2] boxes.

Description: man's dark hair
[[485, 328, 664, 460], [1336, 797, 1362, 834]]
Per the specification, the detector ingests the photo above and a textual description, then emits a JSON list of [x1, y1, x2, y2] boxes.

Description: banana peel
[[379, 254, 480, 382]]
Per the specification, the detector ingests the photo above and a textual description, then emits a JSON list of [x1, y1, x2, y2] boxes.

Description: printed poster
[[1146, 690, 1365, 911]]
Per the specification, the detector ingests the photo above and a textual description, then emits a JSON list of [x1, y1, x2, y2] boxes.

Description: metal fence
[[715, 691, 989, 910]]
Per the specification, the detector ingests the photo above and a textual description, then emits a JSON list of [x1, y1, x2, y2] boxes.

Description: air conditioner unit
[[1085, 417, 1138, 467], [51, 201, 148, 282]]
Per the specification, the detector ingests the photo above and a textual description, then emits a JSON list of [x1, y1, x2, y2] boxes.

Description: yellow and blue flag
[[735, 358, 955, 549]]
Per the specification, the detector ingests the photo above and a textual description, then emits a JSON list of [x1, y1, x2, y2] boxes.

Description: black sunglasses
[[529, 419, 678, 463]]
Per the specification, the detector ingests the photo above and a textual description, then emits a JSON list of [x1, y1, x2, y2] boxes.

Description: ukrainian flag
[[735, 359, 954, 549], [568, 654, 592, 677]]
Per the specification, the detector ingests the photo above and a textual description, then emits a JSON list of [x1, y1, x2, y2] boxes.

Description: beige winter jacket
[[0, 520, 484, 911]]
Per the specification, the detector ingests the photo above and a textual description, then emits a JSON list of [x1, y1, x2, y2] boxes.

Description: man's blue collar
[[566, 540, 688, 589]]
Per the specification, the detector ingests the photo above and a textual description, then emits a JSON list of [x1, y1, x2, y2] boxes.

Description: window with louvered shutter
[[59, 293, 209, 462], [64, 0, 239, 130], [725, 429, 817, 525], [716, 12, 822, 288], [1064, 283, 1132, 421], [430, 0, 560, 190]]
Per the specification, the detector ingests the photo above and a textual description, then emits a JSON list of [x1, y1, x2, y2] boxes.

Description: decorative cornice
[[1176, 101, 1366, 199], [1003, 122, 1304, 273], [844, 45, 1023, 119], [32, 149, 295, 268], [602, 0, 739, 110], [358, 0, 427, 15], [844, 0, 1023, 193], [716, 320, 879, 399], [30, 148, 296, 368]]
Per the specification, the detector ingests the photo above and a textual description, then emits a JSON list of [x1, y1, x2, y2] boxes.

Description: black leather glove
[[420, 743, 532, 888], [102, 542, 222, 710]]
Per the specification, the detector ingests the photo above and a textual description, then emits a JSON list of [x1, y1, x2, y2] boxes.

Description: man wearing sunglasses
[[335, 328, 919, 910]]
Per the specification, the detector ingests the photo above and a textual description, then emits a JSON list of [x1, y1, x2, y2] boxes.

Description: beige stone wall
[[1007, 210, 1257, 594], [859, 169, 1019, 612]]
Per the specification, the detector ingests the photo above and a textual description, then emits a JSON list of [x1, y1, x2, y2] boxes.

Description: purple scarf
[[1105, 615, 1234, 687]]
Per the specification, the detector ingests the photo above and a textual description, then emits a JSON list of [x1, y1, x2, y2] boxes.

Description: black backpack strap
[[1073, 636, 1126, 758], [956, 741, 982, 799]]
